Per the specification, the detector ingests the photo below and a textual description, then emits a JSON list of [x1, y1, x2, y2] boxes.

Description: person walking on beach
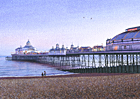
[[44, 71, 46, 76], [41, 72, 44, 77]]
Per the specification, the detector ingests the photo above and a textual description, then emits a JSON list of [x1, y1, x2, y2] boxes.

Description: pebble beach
[[0, 73, 140, 99]]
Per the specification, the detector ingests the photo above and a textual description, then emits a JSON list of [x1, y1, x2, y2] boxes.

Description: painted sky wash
[[1, 0, 140, 55]]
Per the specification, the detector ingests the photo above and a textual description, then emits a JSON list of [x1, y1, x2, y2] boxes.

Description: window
[[109, 46, 112, 50], [125, 32, 137, 39], [124, 46, 126, 49], [110, 35, 118, 41], [115, 33, 127, 40], [135, 31, 140, 38]]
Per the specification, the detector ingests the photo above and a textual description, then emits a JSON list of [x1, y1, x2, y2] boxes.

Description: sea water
[[0, 56, 73, 77]]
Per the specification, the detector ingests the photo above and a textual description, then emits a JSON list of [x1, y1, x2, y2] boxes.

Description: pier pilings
[[12, 51, 140, 73]]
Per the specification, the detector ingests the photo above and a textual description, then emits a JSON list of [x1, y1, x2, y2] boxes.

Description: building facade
[[106, 26, 140, 51]]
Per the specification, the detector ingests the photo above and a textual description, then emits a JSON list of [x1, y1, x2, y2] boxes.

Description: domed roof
[[23, 40, 35, 50], [108, 30, 140, 44], [26, 40, 31, 46]]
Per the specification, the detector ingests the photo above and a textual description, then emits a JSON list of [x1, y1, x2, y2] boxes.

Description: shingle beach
[[0, 73, 140, 99]]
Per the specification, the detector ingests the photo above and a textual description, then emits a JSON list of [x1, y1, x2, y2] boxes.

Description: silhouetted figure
[[41, 72, 43, 77], [44, 71, 46, 76]]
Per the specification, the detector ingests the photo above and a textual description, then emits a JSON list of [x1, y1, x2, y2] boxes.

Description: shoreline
[[0, 73, 133, 80]]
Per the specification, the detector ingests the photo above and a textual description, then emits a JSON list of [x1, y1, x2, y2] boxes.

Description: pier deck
[[11, 50, 140, 73]]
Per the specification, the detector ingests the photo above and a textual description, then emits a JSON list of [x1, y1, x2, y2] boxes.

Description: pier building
[[49, 44, 66, 55], [79, 46, 92, 52], [15, 40, 36, 54], [106, 26, 140, 51], [92, 45, 104, 51], [68, 44, 79, 53]]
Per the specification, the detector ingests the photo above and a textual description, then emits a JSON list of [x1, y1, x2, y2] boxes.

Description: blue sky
[[0, 0, 140, 55]]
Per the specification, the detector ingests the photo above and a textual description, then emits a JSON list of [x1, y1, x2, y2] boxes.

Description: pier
[[12, 50, 140, 73], [11, 26, 140, 73]]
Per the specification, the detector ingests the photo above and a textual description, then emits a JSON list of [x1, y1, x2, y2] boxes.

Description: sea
[[0, 56, 74, 77]]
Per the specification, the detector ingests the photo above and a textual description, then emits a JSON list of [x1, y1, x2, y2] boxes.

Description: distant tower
[[56, 44, 59, 49], [62, 45, 64, 48], [26, 40, 31, 46], [71, 44, 74, 48]]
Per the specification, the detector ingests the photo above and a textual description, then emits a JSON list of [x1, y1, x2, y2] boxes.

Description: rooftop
[[107, 26, 140, 44]]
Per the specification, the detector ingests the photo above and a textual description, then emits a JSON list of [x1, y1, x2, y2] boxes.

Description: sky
[[0, 0, 140, 55]]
